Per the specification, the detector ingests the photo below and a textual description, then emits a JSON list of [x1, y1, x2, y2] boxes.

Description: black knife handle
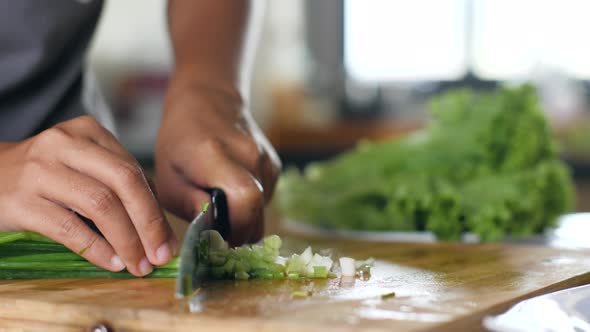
[[210, 188, 231, 239]]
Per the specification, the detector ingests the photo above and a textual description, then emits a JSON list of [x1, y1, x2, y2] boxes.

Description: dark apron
[[0, 0, 104, 141]]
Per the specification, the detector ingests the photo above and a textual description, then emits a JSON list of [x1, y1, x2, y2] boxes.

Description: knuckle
[[236, 178, 264, 207], [30, 127, 70, 155], [56, 213, 81, 238], [39, 127, 69, 144], [116, 162, 145, 187], [21, 159, 44, 178], [87, 187, 118, 215], [241, 139, 261, 158], [18, 161, 48, 192], [201, 139, 225, 155], [76, 115, 101, 130], [143, 213, 166, 234]]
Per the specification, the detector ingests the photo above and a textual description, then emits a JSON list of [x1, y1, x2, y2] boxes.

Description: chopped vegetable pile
[[0, 231, 358, 281], [199, 230, 337, 280], [277, 85, 575, 241]]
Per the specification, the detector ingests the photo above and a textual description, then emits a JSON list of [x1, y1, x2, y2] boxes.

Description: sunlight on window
[[344, 0, 468, 82], [472, 0, 590, 80], [345, 0, 590, 82]]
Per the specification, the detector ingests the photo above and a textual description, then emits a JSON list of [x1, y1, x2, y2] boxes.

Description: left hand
[[154, 81, 281, 246]]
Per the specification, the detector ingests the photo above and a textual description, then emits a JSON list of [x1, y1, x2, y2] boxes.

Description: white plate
[[281, 213, 590, 246], [281, 219, 476, 243]]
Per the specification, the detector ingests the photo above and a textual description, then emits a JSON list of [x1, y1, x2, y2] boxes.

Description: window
[[344, 0, 590, 82]]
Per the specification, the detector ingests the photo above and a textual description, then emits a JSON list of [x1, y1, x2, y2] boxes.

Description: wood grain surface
[[1, 231, 590, 332]]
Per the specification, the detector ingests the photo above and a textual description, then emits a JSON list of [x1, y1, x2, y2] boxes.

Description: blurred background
[[88, 0, 590, 210]]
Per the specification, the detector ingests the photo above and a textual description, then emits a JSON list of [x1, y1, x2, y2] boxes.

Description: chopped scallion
[[292, 290, 311, 298]]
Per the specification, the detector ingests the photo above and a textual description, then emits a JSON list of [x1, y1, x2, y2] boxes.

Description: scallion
[[0, 230, 348, 282]]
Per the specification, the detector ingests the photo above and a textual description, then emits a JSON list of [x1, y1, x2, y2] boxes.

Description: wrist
[[162, 73, 250, 127], [167, 67, 245, 107]]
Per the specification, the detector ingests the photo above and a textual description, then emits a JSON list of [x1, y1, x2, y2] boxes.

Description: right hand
[[0, 116, 176, 277]]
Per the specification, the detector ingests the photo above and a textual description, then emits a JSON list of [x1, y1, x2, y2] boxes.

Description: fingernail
[[139, 257, 153, 275], [111, 255, 125, 271], [156, 242, 171, 263]]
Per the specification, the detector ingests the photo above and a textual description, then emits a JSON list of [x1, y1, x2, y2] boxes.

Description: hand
[[154, 83, 281, 246], [0, 116, 176, 276]]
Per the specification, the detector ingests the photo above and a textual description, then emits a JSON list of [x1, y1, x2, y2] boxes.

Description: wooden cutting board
[[1, 233, 590, 332]]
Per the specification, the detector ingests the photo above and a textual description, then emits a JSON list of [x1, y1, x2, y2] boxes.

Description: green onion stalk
[[0, 231, 179, 279], [0, 231, 336, 281]]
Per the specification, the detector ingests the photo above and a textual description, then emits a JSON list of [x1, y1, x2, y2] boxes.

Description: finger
[[157, 163, 253, 244], [224, 134, 263, 176], [146, 177, 160, 201], [249, 207, 264, 243], [58, 116, 144, 186], [227, 148, 277, 205], [155, 162, 210, 221], [36, 164, 150, 276], [21, 198, 125, 272], [54, 138, 176, 266], [257, 135, 282, 202], [62, 118, 165, 220], [59, 116, 132, 161], [178, 141, 265, 246], [59, 116, 163, 204], [223, 132, 280, 204], [258, 152, 279, 203]]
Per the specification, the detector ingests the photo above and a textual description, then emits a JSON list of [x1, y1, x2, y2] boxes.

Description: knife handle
[[210, 188, 231, 239]]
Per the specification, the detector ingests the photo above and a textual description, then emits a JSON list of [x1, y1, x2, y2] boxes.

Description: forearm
[[167, 0, 261, 102]]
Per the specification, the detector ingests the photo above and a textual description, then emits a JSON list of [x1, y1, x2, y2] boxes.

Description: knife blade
[[175, 188, 230, 299]]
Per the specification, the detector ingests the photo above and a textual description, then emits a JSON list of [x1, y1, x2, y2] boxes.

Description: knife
[[175, 188, 230, 299]]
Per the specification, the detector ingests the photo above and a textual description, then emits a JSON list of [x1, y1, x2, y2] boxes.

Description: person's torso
[[0, 0, 103, 141]]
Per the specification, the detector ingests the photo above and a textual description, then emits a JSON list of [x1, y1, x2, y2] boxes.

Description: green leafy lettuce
[[277, 85, 574, 241]]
